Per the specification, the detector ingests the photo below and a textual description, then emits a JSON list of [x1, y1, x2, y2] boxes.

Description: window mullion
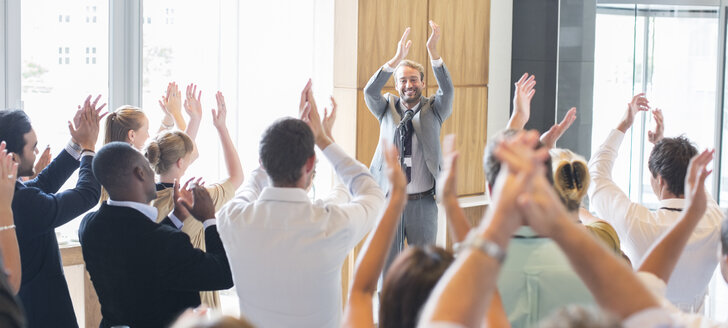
[[109, 0, 142, 110]]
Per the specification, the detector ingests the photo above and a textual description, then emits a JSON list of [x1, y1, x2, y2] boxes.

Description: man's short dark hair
[[484, 129, 554, 187], [259, 118, 315, 186], [93, 142, 147, 191], [648, 136, 697, 197], [0, 109, 32, 155]]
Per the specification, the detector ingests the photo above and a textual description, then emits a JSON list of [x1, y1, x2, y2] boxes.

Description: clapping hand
[[683, 149, 714, 220], [159, 82, 182, 128], [299, 80, 332, 149], [426, 20, 441, 61], [0, 142, 18, 208], [30, 146, 51, 179], [647, 108, 664, 145], [388, 27, 412, 68], [322, 96, 337, 142], [437, 134, 459, 200], [69, 95, 107, 151], [618, 93, 650, 133]]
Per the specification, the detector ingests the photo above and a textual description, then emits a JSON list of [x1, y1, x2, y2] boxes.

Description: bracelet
[[161, 120, 174, 128], [0, 225, 16, 232], [454, 230, 506, 264]]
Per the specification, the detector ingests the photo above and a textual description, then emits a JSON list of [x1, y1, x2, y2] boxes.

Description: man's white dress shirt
[[588, 129, 723, 311], [217, 143, 385, 328]]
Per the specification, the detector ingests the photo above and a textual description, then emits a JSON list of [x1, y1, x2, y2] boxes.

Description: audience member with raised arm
[[363, 21, 454, 273], [483, 129, 594, 327], [79, 142, 233, 328], [419, 131, 667, 328], [0, 96, 105, 328], [587, 94, 723, 311], [0, 141, 25, 328], [158, 82, 189, 133], [145, 91, 243, 308], [217, 80, 384, 328]]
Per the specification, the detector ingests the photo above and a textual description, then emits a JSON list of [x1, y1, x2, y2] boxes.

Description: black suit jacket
[[79, 203, 233, 328], [14, 150, 100, 328]]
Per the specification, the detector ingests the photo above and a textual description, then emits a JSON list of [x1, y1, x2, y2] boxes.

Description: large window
[[593, 4, 718, 208], [21, 0, 109, 242]]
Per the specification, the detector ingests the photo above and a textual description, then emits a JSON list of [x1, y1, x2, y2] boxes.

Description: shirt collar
[[258, 187, 311, 203], [513, 226, 540, 237], [107, 199, 159, 223], [658, 198, 685, 210]]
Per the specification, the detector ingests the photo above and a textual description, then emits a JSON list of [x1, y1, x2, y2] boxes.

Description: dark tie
[[396, 110, 414, 183]]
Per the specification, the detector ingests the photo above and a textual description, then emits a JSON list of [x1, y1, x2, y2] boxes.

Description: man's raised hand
[[426, 20, 441, 61], [68, 95, 107, 151], [322, 96, 337, 142], [388, 27, 412, 69], [647, 108, 664, 145], [618, 93, 650, 133], [299, 80, 332, 149]]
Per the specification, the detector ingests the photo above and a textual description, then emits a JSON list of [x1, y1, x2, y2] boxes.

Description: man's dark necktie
[[396, 110, 414, 183]]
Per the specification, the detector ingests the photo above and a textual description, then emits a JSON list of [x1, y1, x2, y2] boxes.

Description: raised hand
[[184, 84, 203, 122], [437, 134, 459, 200], [172, 179, 191, 219], [211, 91, 228, 130], [683, 149, 714, 219], [617, 93, 650, 133], [161, 82, 182, 120], [540, 107, 577, 149], [647, 108, 664, 145], [68, 95, 107, 151], [486, 130, 550, 238], [426, 20, 441, 61], [180, 185, 216, 222], [383, 141, 406, 194], [508, 73, 537, 129], [299, 80, 331, 149], [30, 146, 51, 179], [0, 141, 18, 208], [322, 96, 337, 142], [388, 27, 412, 68], [518, 174, 573, 238]]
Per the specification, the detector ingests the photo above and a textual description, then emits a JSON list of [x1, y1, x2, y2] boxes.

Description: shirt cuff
[[382, 63, 396, 73], [80, 150, 95, 158], [168, 212, 184, 230], [65, 140, 82, 160], [203, 219, 216, 229], [431, 58, 444, 67], [606, 129, 626, 149]]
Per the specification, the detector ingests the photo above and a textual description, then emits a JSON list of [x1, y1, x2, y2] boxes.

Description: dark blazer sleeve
[[157, 224, 233, 292], [24, 150, 79, 194], [14, 156, 101, 238]]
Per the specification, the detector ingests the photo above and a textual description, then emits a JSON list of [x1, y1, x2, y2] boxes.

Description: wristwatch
[[454, 231, 506, 264]]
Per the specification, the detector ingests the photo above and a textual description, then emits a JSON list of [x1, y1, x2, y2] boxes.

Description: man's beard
[[401, 88, 422, 105]]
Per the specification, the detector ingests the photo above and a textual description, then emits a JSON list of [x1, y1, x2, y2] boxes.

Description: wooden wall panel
[[428, 0, 491, 86], [433, 86, 488, 196], [357, 0, 428, 88], [444, 205, 488, 251]]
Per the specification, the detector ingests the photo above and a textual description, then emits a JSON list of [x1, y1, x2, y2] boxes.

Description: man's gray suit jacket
[[363, 63, 454, 195]]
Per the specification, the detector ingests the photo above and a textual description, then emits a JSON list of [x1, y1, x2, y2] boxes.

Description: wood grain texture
[[428, 0, 491, 86], [433, 86, 488, 196], [357, 0, 428, 88]]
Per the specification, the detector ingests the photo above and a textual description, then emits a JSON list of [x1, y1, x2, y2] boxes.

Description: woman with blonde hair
[[145, 91, 243, 308], [550, 148, 624, 258]]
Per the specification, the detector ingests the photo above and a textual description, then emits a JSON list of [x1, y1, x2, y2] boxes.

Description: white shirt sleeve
[[431, 58, 444, 67], [587, 129, 655, 246], [321, 143, 385, 249]]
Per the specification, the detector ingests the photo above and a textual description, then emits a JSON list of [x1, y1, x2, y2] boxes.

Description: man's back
[[218, 143, 384, 328], [80, 203, 232, 328]]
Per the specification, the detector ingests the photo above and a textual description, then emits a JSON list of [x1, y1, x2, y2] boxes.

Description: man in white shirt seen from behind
[[217, 81, 385, 328], [588, 93, 723, 311]]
